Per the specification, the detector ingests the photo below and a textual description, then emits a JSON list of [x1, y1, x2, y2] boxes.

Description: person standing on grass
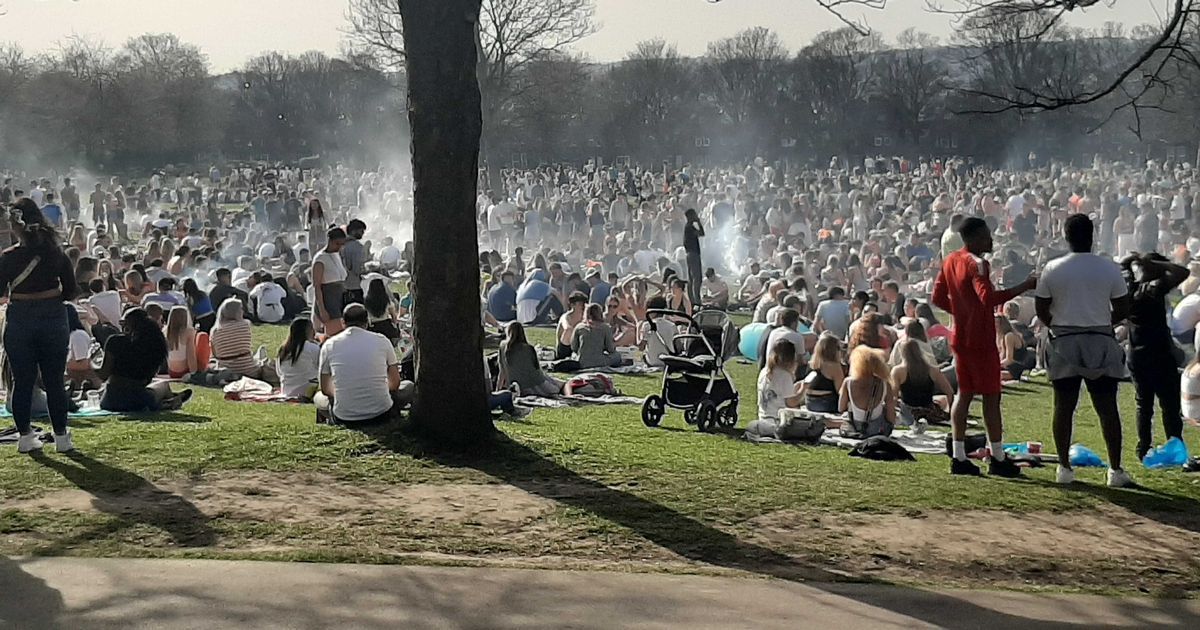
[[1036, 214, 1134, 488], [932, 217, 1036, 478], [1121, 252, 1188, 461], [683, 208, 704, 310], [1, 200, 77, 453]]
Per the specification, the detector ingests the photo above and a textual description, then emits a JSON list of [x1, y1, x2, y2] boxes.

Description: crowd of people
[[476, 154, 1200, 486], [3, 155, 1199, 486]]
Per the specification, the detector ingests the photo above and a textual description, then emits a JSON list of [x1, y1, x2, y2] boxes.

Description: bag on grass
[[775, 409, 826, 443]]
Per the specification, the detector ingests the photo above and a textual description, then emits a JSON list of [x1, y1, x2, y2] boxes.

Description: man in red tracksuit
[[933, 217, 1036, 477]]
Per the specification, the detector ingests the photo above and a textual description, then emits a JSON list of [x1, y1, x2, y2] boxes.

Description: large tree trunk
[[401, 0, 493, 445]]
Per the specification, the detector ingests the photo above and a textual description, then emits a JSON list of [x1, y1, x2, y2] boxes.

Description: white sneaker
[[54, 431, 75, 453], [1056, 465, 1075, 485], [17, 433, 44, 453], [1107, 468, 1135, 488]]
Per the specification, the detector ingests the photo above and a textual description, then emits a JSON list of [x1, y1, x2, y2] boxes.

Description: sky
[[4, 0, 1167, 72]]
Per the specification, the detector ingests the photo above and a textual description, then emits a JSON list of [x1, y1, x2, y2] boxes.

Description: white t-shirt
[[251, 281, 287, 323], [319, 327, 399, 422], [313, 249, 347, 283], [67, 329, 92, 362], [1173, 293, 1200, 337], [278, 340, 320, 398], [379, 245, 402, 268], [1035, 252, 1127, 327], [88, 290, 122, 326], [1006, 194, 1025, 218], [639, 318, 677, 367], [757, 367, 795, 422], [767, 326, 806, 362], [257, 243, 277, 259]]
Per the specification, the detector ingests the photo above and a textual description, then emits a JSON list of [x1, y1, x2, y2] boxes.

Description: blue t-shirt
[[588, 281, 611, 306], [487, 282, 517, 322], [42, 204, 63, 226]]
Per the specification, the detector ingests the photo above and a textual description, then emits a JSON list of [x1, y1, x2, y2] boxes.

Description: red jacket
[[932, 248, 1021, 351]]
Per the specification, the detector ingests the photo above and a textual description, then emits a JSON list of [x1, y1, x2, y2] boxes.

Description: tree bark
[[400, 0, 493, 445]]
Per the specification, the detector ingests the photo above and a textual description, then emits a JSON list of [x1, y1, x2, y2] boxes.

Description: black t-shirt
[[104, 333, 165, 383], [684, 219, 704, 255], [0, 244, 78, 299], [1126, 277, 1173, 356], [1013, 213, 1037, 246]]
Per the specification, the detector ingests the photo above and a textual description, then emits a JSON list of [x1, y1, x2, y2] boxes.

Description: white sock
[[952, 440, 967, 461], [991, 442, 1006, 461]]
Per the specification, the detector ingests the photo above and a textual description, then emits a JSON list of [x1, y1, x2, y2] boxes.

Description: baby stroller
[[641, 308, 739, 432]]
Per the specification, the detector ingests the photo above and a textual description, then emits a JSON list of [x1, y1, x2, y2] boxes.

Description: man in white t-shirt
[[378, 236, 402, 270], [249, 272, 287, 323], [1035, 214, 1133, 488], [315, 304, 414, 423]]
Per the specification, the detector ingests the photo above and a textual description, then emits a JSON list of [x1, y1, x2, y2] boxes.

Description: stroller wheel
[[717, 401, 738, 428], [683, 408, 697, 425], [641, 395, 665, 427], [696, 400, 717, 432]]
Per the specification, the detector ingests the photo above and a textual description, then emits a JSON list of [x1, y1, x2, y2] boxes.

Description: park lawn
[[2, 316, 1200, 594]]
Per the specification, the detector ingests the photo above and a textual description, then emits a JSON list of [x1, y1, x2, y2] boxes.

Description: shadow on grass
[[350, 420, 1200, 628], [29, 451, 216, 551], [65, 411, 212, 429]]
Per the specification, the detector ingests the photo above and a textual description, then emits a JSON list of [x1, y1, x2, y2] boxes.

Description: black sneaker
[[988, 457, 1023, 478], [950, 458, 982, 476], [1136, 442, 1151, 462]]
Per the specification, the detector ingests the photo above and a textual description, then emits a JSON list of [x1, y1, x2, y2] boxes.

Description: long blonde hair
[[165, 306, 192, 350], [849, 346, 890, 386], [809, 334, 841, 371]]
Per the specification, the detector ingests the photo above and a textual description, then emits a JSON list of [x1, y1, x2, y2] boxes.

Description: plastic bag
[[1068, 444, 1106, 468], [1143, 437, 1189, 470]]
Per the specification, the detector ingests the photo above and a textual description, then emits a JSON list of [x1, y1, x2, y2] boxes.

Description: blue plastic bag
[[1068, 444, 1106, 468], [1143, 437, 1189, 470]]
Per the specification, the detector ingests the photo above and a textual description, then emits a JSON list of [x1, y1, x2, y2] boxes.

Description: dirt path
[[5, 471, 1199, 594]]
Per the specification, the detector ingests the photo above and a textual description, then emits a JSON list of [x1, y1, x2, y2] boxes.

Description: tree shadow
[[353, 421, 1200, 628], [29, 451, 217, 550], [0, 557, 65, 629]]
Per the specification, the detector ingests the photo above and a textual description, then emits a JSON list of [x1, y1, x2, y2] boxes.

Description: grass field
[[2, 315, 1199, 595]]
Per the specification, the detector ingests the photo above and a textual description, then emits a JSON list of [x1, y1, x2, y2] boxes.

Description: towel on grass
[[0, 406, 117, 419], [516, 394, 645, 409]]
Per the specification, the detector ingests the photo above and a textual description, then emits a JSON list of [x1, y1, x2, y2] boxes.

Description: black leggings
[[1131, 359, 1184, 449]]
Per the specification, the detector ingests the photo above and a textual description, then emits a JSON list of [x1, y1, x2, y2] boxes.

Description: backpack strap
[[9, 256, 41, 293]]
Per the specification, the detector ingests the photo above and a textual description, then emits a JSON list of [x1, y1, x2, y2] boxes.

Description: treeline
[[1, 19, 1195, 172]]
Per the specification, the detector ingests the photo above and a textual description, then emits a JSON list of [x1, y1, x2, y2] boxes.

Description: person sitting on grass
[[97, 308, 193, 412], [555, 291, 588, 360], [66, 305, 102, 392], [364, 277, 401, 342], [797, 333, 843, 413], [572, 303, 623, 369], [210, 298, 277, 384], [839, 346, 897, 438], [498, 321, 564, 397], [315, 304, 415, 424], [163, 306, 202, 379], [638, 296, 677, 368], [891, 338, 954, 426], [747, 338, 804, 438], [276, 318, 321, 400]]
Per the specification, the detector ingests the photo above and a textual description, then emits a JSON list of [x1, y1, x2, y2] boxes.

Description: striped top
[[210, 318, 257, 374]]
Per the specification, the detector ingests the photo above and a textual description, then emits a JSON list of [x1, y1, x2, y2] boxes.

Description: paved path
[[2, 557, 1198, 629]]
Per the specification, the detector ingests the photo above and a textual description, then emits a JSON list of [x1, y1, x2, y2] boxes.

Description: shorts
[[1051, 375, 1120, 395], [954, 348, 1002, 395]]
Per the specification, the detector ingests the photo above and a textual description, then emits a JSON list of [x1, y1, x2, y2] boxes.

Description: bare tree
[[797, 27, 882, 153], [348, 0, 595, 169], [933, 0, 1199, 135], [875, 29, 947, 144], [603, 39, 698, 154], [706, 27, 789, 126]]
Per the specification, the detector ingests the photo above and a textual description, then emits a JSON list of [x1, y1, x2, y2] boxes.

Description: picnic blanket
[[0, 425, 53, 443], [515, 394, 645, 409], [748, 425, 949, 456]]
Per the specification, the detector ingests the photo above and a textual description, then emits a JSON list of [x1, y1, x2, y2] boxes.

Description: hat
[[585, 268, 600, 279]]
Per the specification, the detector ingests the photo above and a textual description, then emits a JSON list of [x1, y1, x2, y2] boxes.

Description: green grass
[[2, 318, 1199, 593]]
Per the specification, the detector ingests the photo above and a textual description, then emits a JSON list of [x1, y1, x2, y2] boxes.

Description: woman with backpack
[[839, 346, 897, 438]]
